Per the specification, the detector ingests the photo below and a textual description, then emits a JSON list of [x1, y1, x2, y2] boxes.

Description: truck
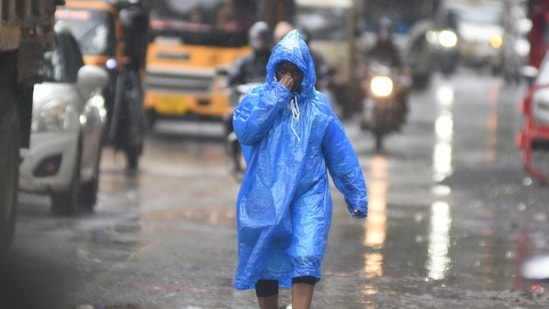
[[0, 0, 64, 255]]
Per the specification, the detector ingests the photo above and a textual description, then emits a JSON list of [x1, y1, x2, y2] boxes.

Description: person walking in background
[[227, 21, 273, 87], [232, 30, 368, 309]]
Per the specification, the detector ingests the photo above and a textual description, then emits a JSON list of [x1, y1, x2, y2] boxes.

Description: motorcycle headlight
[[32, 100, 78, 133], [370, 76, 394, 98]]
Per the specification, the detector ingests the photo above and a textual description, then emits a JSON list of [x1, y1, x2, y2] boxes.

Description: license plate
[[155, 95, 188, 115]]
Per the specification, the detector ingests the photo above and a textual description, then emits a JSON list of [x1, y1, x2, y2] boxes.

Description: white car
[[449, 2, 505, 71], [18, 24, 108, 215]]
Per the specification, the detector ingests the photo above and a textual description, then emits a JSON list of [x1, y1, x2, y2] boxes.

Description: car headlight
[[370, 76, 394, 98], [438, 30, 458, 48], [489, 35, 503, 49], [32, 100, 78, 133], [426, 30, 458, 49]]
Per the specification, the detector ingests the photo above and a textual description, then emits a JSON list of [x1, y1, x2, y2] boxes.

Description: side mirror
[[77, 65, 109, 93]]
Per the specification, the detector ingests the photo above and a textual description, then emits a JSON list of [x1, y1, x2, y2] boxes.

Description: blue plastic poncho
[[232, 30, 368, 290]]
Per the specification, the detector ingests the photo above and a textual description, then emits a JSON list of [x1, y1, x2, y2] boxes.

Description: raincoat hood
[[265, 29, 316, 101]]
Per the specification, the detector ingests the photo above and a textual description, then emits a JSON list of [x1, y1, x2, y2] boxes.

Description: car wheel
[[51, 143, 81, 216], [79, 148, 101, 210], [0, 102, 20, 256]]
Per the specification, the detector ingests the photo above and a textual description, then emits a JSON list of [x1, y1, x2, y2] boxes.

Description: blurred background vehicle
[[220, 20, 273, 180], [360, 59, 410, 151], [447, 0, 505, 74], [427, 6, 460, 76], [361, 0, 440, 89], [429, 0, 531, 79], [18, 23, 109, 215], [144, 0, 366, 124], [407, 19, 437, 89], [144, 0, 286, 127], [516, 50, 549, 181], [294, 0, 361, 116], [524, 0, 549, 70], [0, 0, 63, 256], [500, 0, 531, 84]]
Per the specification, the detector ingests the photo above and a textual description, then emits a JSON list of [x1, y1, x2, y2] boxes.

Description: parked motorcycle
[[360, 61, 411, 151]]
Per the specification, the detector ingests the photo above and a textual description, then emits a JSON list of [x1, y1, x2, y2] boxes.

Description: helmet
[[248, 21, 272, 51], [376, 17, 393, 42]]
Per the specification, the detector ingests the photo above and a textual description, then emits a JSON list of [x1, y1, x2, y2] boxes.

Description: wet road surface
[[2, 70, 549, 309]]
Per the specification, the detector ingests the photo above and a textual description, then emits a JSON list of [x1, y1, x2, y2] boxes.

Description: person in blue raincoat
[[232, 29, 368, 309]]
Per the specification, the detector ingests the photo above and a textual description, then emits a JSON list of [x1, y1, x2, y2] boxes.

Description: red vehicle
[[525, 0, 549, 68], [516, 0, 549, 182]]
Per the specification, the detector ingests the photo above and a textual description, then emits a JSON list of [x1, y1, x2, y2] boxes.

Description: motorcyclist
[[366, 17, 406, 70], [224, 21, 273, 177], [227, 21, 273, 86], [365, 17, 411, 125]]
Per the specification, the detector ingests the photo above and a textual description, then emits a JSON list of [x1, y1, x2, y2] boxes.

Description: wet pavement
[[2, 70, 549, 309]]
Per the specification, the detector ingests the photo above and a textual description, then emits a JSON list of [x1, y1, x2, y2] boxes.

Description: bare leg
[[257, 294, 278, 309], [291, 283, 315, 309]]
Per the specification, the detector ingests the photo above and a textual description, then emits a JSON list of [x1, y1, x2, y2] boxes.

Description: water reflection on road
[[359, 80, 457, 295], [347, 72, 549, 307], [361, 155, 387, 299], [10, 72, 549, 308], [93, 71, 548, 308], [428, 81, 454, 281]]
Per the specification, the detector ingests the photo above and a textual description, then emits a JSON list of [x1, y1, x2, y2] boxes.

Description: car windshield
[[296, 6, 349, 41], [151, 0, 254, 31], [56, 8, 117, 56], [451, 6, 503, 25], [365, 0, 437, 32], [43, 47, 64, 83], [148, 0, 256, 46]]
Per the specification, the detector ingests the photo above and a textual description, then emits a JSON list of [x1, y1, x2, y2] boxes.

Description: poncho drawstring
[[290, 96, 301, 141]]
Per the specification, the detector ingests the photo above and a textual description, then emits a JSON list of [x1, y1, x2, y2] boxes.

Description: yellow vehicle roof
[[64, 0, 117, 14]]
